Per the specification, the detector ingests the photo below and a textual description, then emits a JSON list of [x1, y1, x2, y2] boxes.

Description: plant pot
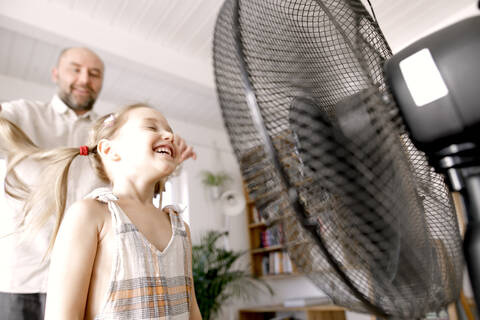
[[210, 186, 221, 199]]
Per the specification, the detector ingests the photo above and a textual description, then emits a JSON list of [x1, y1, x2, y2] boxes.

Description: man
[[0, 47, 195, 319]]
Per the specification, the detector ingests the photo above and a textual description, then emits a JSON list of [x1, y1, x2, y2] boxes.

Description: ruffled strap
[[84, 187, 119, 203], [84, 188, 126, 227], [162, 204, 186, 231], [162, 204, 184, 215]]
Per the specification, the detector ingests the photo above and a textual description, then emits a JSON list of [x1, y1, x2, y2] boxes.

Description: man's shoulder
[[1, 98, 49, 114], [0, 99, 51, 125], [2, 98, 47, 108]]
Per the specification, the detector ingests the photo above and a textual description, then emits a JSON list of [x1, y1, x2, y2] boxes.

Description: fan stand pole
[[434, 143, 480, 313], [462, 174, 480, 311]]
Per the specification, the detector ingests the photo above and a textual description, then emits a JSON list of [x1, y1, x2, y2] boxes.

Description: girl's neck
[[111, 178, 156, 205]]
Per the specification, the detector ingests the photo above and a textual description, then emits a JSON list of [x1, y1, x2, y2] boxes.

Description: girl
[[1, 103, 202, 319]]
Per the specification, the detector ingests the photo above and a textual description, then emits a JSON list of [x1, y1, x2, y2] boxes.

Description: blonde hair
[[0, 103, 165, 252]]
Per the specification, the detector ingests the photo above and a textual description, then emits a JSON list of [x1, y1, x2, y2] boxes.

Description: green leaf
[[200, 171, 232, 186], [192, 230, 272, 320]]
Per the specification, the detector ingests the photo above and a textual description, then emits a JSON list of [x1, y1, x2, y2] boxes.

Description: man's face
[[52, 48, 104, 113]]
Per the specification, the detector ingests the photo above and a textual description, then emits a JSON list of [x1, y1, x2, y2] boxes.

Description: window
[[155, 170, 190, 224]]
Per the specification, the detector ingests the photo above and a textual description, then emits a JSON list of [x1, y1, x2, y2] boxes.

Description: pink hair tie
[[79, 145, 89, 156]]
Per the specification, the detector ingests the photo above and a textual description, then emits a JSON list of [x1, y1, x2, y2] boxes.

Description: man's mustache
[[71, 85, 94, 94]]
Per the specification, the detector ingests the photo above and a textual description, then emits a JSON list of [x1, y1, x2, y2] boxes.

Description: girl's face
[[110, 107, 179, 181]]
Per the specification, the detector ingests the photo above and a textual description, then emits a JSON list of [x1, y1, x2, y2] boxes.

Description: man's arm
[[0, 101, 22, 124]]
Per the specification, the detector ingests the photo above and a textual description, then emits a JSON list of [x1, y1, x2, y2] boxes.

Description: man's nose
[[77, 69, 90, 85]]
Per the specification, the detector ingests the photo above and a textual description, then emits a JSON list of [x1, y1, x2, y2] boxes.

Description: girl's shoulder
[[71, 197, 108, 214], [63, 198, 110, 233]]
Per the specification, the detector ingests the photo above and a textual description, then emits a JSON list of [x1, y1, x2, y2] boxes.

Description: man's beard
[[58, 88, 96, 112]]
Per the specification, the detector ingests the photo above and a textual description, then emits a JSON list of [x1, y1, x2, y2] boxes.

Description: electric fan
[[213, 0, 467, 318]]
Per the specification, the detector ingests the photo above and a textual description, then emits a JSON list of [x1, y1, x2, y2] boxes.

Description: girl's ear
[[97, 139, 121, 161]]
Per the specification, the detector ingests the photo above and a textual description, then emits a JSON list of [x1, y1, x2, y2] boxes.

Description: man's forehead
[[59, 48, 104, 70]]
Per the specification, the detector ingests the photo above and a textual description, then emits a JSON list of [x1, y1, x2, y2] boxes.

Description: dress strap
[[84, 187, 119, 203], [162, 204, 186, 231], [84, 188, 126, 227]]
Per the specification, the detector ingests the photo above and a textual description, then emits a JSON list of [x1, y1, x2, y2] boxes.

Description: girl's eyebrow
[[143, 117, 173, 133]]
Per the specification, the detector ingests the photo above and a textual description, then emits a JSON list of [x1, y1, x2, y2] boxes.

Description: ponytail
[[0, 117, 93, 253]]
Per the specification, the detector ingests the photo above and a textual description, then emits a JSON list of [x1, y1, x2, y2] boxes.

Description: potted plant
[[200, 171, 232, 199], [192, 230, 272, 320]]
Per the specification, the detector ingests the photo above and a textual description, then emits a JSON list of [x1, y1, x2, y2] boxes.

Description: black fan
[[213, 0, 468, 318]]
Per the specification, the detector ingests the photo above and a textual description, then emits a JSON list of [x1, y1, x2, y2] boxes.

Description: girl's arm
[[44, 199, 105, 320], [185, 223, 202, 320]]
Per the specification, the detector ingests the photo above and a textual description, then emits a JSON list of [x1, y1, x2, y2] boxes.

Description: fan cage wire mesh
[[213, 0, 464, 318]]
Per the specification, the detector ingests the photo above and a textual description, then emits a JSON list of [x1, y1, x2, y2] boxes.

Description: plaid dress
[[87, 188, 192, 320]]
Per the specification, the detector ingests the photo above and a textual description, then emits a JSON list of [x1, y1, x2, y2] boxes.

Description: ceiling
[[0, 0, 477, 130]]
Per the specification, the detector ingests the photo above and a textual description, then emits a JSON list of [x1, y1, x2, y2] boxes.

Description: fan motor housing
[[385, 16, 480, 153]]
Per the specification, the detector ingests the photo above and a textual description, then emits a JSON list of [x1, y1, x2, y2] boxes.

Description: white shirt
[[0, 95, 105, 293]]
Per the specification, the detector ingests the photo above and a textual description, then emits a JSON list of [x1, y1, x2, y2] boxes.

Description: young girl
[[1, 103, 202, 319]]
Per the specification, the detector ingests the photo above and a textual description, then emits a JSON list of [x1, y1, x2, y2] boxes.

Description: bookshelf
[[244, 186, 299, 279], [238, 304, 346, 320]]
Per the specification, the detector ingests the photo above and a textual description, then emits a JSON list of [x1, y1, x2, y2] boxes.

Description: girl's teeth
[[155, 147, 171, 155]]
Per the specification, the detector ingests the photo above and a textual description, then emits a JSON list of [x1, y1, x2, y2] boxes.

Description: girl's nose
[[162, 131, 174, 141]]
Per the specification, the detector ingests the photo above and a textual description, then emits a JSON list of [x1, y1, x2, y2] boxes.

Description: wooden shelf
[[260, 272, 302, 280], [251, 245, 284, 254], [248, 215, 286, 228], [249, 221, 267, 228], [240, 304, 345, 313], [239, 304, 345, 320]]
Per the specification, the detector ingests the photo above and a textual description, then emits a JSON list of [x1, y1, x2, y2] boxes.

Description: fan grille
[[213, 0, 463, 317]]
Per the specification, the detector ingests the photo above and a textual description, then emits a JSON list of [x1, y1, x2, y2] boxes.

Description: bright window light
[[399, 48, 449, 107], [154, 172, 190, 224]]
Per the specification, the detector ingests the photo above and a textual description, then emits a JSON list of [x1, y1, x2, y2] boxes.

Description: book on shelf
[[251, 206, 263, 224], [260, 224, 284, 248], [261, 251, 294, 276], [283, 296, 332, 307]]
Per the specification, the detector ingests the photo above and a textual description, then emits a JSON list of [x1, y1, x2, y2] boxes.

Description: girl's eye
[[147, 126, 157, 131]]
